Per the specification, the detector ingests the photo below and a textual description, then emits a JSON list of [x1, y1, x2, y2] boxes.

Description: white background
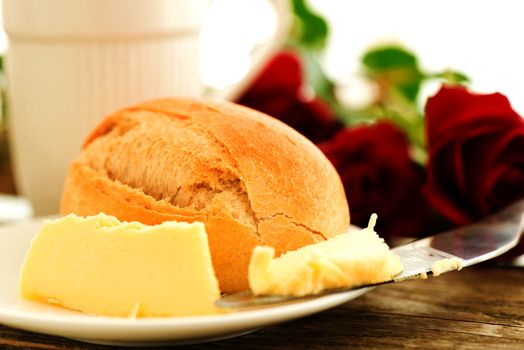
[[311, 0, 524, 114], [1, 0, 523, 113]]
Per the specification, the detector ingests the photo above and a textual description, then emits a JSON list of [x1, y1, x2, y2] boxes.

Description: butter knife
[[217, 198, 524, 308]]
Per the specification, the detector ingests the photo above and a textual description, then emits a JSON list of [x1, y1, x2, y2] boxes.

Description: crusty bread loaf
[[60, 98, 349, 292]]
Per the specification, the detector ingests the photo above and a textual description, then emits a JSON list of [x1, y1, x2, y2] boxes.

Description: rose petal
[[320, 121, 431, 239], [424, 85, 524, 225], [423, 182, 473, 225], [244, 50, 303, 95], [425, 86, 523, 143], [238, 50, 341, 142], [463, 130, 524, 211]]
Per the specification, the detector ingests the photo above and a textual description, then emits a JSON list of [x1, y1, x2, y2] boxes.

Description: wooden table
[[1, 266, 523, 349], [1, 138, 523, 349]]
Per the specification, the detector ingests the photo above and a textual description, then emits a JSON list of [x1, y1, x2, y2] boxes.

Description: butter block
[[249, 214, 403, 296], [19, 214, 220, 317]]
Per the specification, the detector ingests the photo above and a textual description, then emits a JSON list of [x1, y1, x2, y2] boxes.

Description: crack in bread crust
[[83, 110, 330, 243], [258, 212, 328, 240], [81, 108, 334, 247], [61, 98, 350, 293], [125, 109, 261, 237], [83, 111, 260, 235], [183, 124, 260, 236]]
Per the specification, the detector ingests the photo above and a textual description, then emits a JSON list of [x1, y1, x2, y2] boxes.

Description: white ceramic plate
[[0, 218, 371, 346]]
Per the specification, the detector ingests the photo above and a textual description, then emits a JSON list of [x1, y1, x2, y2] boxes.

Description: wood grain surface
[[0, 266, 522, 349], [0, 142, 522, 349]]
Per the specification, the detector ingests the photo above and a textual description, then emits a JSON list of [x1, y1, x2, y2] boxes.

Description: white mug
[[3, 0, 290, 215]]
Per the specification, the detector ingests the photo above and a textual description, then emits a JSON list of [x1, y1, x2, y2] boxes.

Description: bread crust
[[61, 98, 349, 292]]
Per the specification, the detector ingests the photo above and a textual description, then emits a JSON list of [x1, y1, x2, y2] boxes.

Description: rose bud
[[319, 121, 430, 241], [424, 85, 524, 226], [237, 50, 341, 143]]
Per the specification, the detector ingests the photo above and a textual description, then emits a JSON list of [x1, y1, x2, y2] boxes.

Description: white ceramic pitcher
[[2, 0, 290, 215]]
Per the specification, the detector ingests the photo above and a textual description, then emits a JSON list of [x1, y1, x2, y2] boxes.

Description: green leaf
[[362, 46, 418, 72], [362, 46, 424, 103], [432, 69, 470, 85], [290, 0, 329, 50]]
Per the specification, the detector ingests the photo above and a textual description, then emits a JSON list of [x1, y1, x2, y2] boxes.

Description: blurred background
[[202, 0, 524, 113], [2, 0, 523, 111], [0, 0, 522, 243]]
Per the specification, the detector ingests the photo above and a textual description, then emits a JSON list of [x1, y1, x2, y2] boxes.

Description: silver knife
[[217, 198, 524, 309]]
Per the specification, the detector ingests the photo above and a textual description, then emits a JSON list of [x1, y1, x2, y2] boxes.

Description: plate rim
[[0, 217, 372, 344]]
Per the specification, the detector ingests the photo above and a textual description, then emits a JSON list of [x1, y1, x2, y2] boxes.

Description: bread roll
[[60, 98, 349, 292]]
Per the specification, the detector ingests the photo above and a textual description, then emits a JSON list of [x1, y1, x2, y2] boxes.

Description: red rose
[[237, 50, 341, 143], [319, 121, 430, 240], [425, 85, 524, 225]]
